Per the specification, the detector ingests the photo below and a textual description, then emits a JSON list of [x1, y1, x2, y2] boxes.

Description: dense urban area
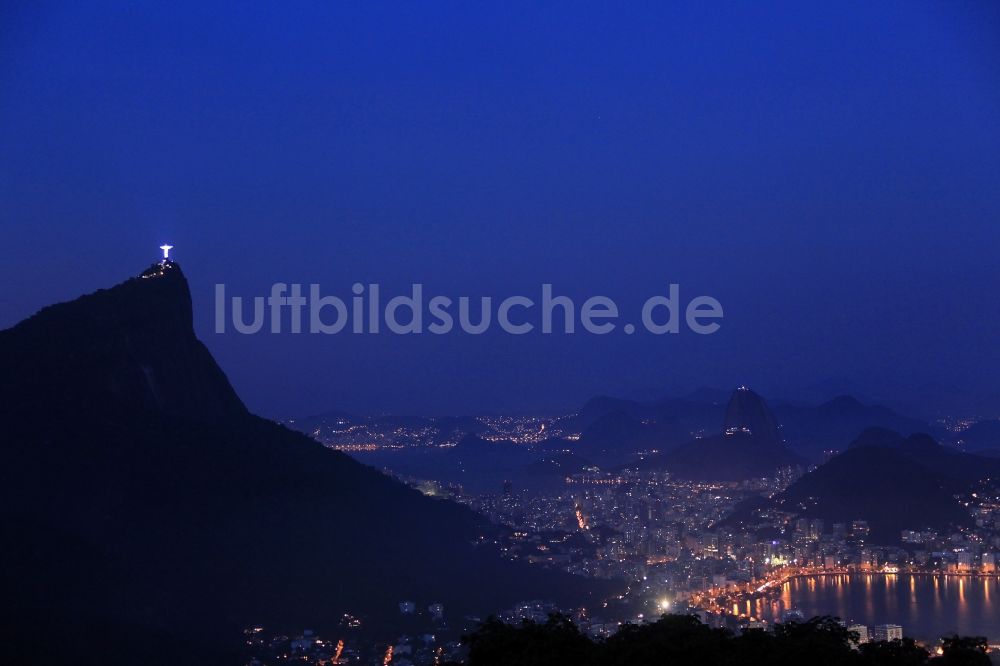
[[245, 406, 1000, 665]]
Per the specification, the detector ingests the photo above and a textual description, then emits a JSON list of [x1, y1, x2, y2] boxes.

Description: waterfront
[[748, 574, 1000, 643]]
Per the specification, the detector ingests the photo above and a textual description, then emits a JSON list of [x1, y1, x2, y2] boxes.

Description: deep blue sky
[[2, 2, 999, 418]]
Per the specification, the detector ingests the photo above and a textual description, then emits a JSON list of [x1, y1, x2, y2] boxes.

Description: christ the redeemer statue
[[159, 244, 174, 260]]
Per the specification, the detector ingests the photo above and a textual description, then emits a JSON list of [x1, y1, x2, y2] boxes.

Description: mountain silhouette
[[568, 410, 689, 465], [0, 262, 608, 665], [564, 390, 939, 467], [635, 388, 803, 481], [725, 427, 1000, 542], [555, 393, 728, 466], [723, 386, 783, 446], [564, 393, 725, 434], [772, 396, 936, 460]]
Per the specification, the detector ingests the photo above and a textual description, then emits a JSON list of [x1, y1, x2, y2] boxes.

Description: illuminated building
[[872, 624, 903, 642], [848, 624, 869, 644]]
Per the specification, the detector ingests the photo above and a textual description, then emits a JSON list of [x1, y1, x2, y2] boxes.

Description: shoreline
[[788, 570, 1000, 581]]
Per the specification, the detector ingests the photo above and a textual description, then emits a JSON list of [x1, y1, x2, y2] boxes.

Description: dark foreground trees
[[458, 614, 992, 666]]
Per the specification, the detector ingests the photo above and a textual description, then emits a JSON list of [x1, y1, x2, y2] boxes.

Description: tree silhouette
[[858, 637, 929, 666], [931, 635, 990, 666], [461, 613, 997, 666]]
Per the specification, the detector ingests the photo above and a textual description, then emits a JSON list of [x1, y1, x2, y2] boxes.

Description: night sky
[[2, 2, 999, 417]]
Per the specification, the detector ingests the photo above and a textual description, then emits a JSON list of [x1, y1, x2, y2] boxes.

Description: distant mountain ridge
[[635, 388, 804, 481], [772, 396, 937, 459], [562, 391, 726, 436], [557, 388, 937, 467], [296, 387, 939, 471], [350, 432, 594, 494], [290, 408, 487, 447]]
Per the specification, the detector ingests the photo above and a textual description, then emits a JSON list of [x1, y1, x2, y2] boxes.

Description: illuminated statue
[[159, 244, 174, 260]]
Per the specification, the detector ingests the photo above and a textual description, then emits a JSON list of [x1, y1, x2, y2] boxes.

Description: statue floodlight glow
[[159, 244, 174, 260]]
